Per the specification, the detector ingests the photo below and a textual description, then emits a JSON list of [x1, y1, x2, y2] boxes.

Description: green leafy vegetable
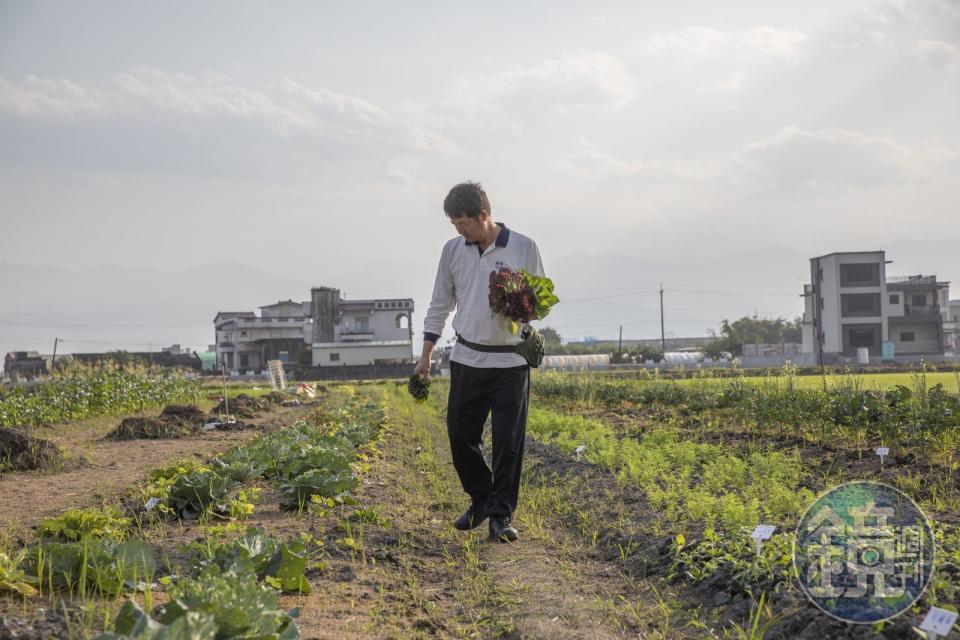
[[280, 469, 358, 512], [24, 539, 156, 595], [38, 506, 131, 542], [0, 550, 38, 596], [407, 375, 430, 403], [155, 566, 300, 639], [168, 471, 235, 519]]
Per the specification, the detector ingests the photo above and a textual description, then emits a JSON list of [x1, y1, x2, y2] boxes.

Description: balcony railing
[[887, 275, 937, 285], [905, 305, 940, 315], [340, 331, 375, 341]]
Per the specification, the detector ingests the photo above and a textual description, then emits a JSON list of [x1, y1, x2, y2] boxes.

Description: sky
[[1, 0, 958, 354]]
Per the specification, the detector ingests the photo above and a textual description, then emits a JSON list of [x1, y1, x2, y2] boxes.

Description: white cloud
[[562, 127, 955, 193], [0, 76, 109, 119], [0, 69, 455, 180], [0, 69, 453, 155], [914, 39, 960, 69], [644, 26, 807, 63], [738, 126, 955, 189], [563, 146, 705, 183], [444, 51, 634, 117], [698, 70, 746, 94]]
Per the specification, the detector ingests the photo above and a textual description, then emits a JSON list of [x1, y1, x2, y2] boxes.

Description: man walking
[[413, 181, 545, 542]]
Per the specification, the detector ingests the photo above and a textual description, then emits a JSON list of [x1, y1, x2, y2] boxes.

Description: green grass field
[[560, 370, 960, 393]]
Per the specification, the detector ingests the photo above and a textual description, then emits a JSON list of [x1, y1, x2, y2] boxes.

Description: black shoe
[[454, 504, 488, 531], [488, 515, 519, 542]]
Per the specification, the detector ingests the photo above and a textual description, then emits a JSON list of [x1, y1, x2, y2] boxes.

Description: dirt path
[[302, 388, 657, 639], [0, 405, 310, 531]]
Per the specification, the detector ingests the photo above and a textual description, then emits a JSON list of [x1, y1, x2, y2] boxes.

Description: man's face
[[449, 212, 486, 243]]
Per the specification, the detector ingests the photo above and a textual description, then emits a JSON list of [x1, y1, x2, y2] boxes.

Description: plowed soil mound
[[0, 428, 64, 472], [106, 404, 208, 440], [212, 394, 270, 419], [264, 391, 290, 404], [159, 404, 208, 423]]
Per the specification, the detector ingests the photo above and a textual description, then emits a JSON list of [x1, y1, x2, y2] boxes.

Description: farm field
[[0, 367, 957, 639], [590, 368, 960, 392]]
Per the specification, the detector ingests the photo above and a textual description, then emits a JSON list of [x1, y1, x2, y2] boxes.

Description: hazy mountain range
[[3, 237, 955, 356]]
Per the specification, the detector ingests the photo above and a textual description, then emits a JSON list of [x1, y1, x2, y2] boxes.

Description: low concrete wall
[[740, 353, 818, 368], [296, 363, 414, 381]]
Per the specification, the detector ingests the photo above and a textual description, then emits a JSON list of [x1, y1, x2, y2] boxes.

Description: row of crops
[[526, 404, 960, 608], [0, 395, 385, 639], [0, 363, 201, 428], [527, 371, 960, 633], [533, 369, 960, 446]]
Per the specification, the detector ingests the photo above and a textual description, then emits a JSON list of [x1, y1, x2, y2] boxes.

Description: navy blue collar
[[465, 222, 510, 249]]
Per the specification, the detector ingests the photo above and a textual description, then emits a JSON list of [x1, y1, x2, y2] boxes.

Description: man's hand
[[414, 341, 435, 378], [413, 356, 431, 378]]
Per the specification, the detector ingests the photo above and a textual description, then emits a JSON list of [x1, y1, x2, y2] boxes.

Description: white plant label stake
[[919, 607, 958, 639], [876, 446, 889, 467], [751, 525, 776, 557], [575, 445, 586, 461], [144, 497, 161, 511]]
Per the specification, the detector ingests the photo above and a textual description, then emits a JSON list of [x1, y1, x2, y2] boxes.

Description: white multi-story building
[[309, 287, 414, 366], [214, 287, 414, 372], [801, 251, 950, 363]]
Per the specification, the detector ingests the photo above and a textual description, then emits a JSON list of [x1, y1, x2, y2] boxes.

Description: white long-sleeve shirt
[[423, 222, 545, 368]]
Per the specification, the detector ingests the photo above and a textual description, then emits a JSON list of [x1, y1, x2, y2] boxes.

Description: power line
[[545, 318, 722, 331], [560, 288, 659, 303], [668, 288, 799, 297], [0, 319, 210, 329]]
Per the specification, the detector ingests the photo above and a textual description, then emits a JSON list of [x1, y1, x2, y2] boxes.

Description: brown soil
[[0, 428, 64, 472], [213, 394, 270, 419], [159, 404, 208, 423], [0, 606, 70, 640], [0, 405, 310, 531]]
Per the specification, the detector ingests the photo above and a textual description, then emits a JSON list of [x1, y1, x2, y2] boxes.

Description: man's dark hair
[[443, 182, 491, 219]]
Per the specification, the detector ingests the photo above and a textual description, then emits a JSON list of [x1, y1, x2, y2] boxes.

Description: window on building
[[848, 327, 876, 348], [900, 332, 915, 342], [841, 293, 880, 317], [240, 331, 247, 337], [839, 263, 880, 287], [356, 316, 369, 332], [911, 294, 926, 306], [240, 354, 249, 368], [819, 297, 824, 310], [889, 294, 899, 304], [330, 353, 340, 362]]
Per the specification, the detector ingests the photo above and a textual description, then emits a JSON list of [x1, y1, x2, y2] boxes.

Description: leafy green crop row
[[92, 398, 386, 639], [0, 363, 201, 428], [533, 368, 960, 447], [135, 400, 384, 519], [526, 408, 813, 531], [0, 393, 387, 639]]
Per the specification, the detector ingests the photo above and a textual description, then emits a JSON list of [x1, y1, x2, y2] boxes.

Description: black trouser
[[447, 360, 530, 518]]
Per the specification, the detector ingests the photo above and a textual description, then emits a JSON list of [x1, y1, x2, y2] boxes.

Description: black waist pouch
[[456, 325, 545, 368]]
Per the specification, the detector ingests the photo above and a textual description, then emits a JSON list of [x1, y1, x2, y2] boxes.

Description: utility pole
[[618, 325, 623, 358], [659, 283, 666, 356], [51, 337, 59, 366]]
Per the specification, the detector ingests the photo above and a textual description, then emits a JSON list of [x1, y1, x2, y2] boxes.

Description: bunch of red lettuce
[[488, 268, 559, 333]]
